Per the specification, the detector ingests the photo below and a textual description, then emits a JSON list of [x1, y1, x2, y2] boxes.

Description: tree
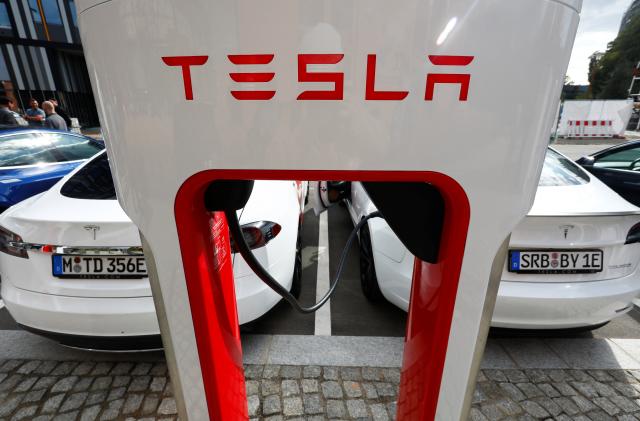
[[588, 14, 640, 99]]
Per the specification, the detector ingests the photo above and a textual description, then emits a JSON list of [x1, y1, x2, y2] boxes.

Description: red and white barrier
[[566, 120, 613, 138], [558, 100, 633, 139]]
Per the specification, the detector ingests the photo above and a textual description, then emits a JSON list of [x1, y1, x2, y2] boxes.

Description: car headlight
[[0, 226, 28, 259]]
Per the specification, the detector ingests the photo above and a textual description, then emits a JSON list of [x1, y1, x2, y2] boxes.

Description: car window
[[539, 149, 590, 186], [0, 132, 103, 167], [593, 145, 640, 170], [60, 152, 117, 200]]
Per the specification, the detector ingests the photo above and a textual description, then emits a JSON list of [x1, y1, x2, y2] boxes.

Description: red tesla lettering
[[228, 54, 276, 100], [161, 56, 209, 101], [365, 55, 408, 101], [297, 54, 344, 100], [425, 55, 474, 101]]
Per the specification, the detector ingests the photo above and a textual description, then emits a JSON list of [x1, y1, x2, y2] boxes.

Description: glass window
[[593, 146, 640, 170], [68, 0, 77, 27], [0, 132, 103, 167], [539, 148, 590, 186], [0, 2, 13, 36], [60, 152, 116, 200], [27, 0, 65, 41]]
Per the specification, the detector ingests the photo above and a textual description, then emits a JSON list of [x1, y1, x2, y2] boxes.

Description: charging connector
[[225, 209, 381, 314]]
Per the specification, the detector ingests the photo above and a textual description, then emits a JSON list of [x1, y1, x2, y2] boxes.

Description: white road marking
[[314, 211, 331, 336]]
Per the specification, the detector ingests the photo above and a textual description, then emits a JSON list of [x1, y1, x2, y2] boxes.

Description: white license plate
[[508, 249, 603, 274], [52, 255, 147, 278]]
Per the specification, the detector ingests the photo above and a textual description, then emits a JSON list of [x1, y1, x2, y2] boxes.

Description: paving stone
[[343, 380, 362, 398], [23, 387, 46, 403], [113, 375, 131, 388], [246, 380, 259, 396], [572, 394, 597, 412], [370, 403, 389, 421], [520, 400, 549, 418], [263, 395, 281, 415], [281, 379, 299, 396], [484, 369, 508, 383], [150, 376, 167, 392], [524, 369, 549, 383], [0, 360, 23, 372], [60, 391, 88, 412], [375, 382, 397, 397], [326, 399, 346, 418], [41, 394, 65, 414], [303, 393, 323, 414], [302, 366, 321, 378], [142, 394, 160, 414], [51, 362, 77, 376], [72, 377, 93, 392], [553, 381, 578, 396], [499, 382, 526, 401], [158, 397, 177, 415], [16, 360, 40, 375], [0, 374, 23, 391], [107, 386, 126, 401], [91, 376, 112, 391], [283, 396, 303, 416], [537, 382, 560, 398], [34, 361, 58, 375], [128, 375, 151, 392], [110, 362, 134, 375], [505, 370, 529, 383], [363, 382, 378, 399], [472, 386, 487, 404], [263, 365, 281, 379], [86, 390, 108, 406], [32, 416, 54, 421], [516, 382, 544, 398], [72, 362, 95, 376], [495, 398, 521, 416], [346, 399, 368, 418], [131, 363, 153, 375], [535, 396, 562, 416], [321, 381, 343, 399], [362, 367, 383, 381], [553, 396, 581, 416], [100, 398, 124, 420], [123, 393, 144, 414], [261, 380, 280, 396], [469, 407, 489, 421], [9, 404, 36, 420], [613, 382, 640, 398], [150, 363, 168, 376], [571, 381, 599, 398], [52, 411, 79, 421], [79, 405, 101, 421], [609, 395, 639, 412], [280, 366, 301, 379], [15, 376, 37, 392], [480, 402, 504, 419], [302, 379, 318, 393], [247, 394, 260, 417], [90, 362, 113, 376], [323, 367, 339, 380], [33, 376, 57, 390], [340, 367, 362, 381], [593, 397, 621, 416], [244, 365, 264, 379]]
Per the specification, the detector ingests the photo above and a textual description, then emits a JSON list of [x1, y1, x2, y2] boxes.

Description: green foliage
[[588, 14, 640, 99]]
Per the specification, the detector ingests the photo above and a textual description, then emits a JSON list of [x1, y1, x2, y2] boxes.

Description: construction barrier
[[566, 120, 613, 138], [558, 100, 633, 139]]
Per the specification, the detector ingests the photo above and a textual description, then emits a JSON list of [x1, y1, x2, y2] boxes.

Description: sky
[[566, 0, 633, 84]]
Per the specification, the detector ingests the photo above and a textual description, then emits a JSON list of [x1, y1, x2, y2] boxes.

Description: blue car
[[0, 129, 104, 212]]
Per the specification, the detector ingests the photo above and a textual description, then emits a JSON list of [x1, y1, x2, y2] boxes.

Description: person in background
[[48, 98, 72, 129], [0, 96, 18, 127], [42, 101, 68, 131], [24, 98, 45, 126]]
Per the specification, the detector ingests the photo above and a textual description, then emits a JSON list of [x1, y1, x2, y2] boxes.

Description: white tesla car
[[0, 151, 305, 349], [344, 148, 640, 329]]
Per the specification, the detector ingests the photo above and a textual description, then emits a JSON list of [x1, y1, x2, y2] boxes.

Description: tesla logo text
[[84, 225, 100, 240], [559, 225, 574, 239], [162, 54, 474, 101]]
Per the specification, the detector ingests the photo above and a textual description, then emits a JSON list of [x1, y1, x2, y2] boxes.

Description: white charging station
[[76, 0, 581, 419]]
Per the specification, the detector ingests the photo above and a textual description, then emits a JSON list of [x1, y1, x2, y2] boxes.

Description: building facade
[[0, 0, 97, 126]]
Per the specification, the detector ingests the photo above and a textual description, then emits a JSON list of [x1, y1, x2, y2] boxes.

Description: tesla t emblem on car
[[162, 54, 474, 101], [84, 225, 100, 240], [559, 224, 575, 239]]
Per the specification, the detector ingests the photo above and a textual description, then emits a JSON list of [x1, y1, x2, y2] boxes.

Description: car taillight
[[230, 221, 281, 253], [625, 222, 640, 245], [0, 226, 28, 258]]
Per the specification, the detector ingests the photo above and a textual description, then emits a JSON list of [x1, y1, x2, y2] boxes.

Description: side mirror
[[308, 181, 351, 215], [576, 156, 594, 167]]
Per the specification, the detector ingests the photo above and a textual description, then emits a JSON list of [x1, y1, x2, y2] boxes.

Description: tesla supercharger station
[[77, 0, 580, 419]]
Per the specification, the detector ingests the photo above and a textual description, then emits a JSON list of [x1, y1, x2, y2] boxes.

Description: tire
[[290, 224, 303, 298], [359, 221, 384, 302]]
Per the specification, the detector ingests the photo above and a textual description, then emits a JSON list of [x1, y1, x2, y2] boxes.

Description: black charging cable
[[225, 209, 382, 314]]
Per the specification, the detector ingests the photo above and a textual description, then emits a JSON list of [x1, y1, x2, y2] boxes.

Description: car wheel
[[359, 220, 384, 302], [290, 224, 303, 298]]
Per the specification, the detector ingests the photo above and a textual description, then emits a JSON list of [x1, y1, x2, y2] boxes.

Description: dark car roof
[[588, 140, 640, 159]]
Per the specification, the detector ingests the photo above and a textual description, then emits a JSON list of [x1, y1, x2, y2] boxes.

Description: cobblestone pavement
[[4, 359, 640, 420]]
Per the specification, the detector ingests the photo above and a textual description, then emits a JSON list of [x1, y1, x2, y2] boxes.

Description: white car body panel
[[347, 150, 640, 329], [0, 154, 304, 336]]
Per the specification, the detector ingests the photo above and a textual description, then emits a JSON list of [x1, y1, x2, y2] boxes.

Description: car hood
[[529, 176, 640, 216]]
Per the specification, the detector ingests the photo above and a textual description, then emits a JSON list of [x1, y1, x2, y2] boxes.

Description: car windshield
[[0, 131, 104, 167], [539, 148, 590, 187], [60, 152, 117, 200]]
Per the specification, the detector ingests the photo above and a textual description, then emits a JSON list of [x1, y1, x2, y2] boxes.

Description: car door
[[578, 144, 640, 207]]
